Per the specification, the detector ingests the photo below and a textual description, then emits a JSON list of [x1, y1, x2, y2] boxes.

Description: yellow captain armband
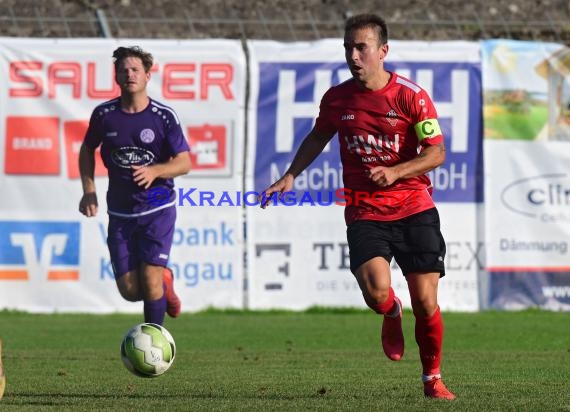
[[414, 119, 442, 141]]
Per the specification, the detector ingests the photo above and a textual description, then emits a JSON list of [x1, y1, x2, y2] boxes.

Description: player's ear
[[380, 43, 389, 60]]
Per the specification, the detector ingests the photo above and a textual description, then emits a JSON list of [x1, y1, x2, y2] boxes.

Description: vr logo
[[0, 221, 80, 281]]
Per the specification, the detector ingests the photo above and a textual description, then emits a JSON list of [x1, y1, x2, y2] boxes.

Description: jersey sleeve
[[410, 89, 444, 147], [83, 109, 103, 149], [313, 89, 337, 136], [164, 110, 190, 156]]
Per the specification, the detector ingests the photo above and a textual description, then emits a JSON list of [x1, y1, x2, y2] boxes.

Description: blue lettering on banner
[[169, 261, 233, 288], [255, 62, 345, 199], [254, 61, 482, 203], [97, 222, 109, 245], [172, 222, 235, 246], [170, 222, 236, 288], [99, 222, 236, 286], [100, 258, 114, 280], [99, 257, 234, 289], [500, 173, 570, 223]]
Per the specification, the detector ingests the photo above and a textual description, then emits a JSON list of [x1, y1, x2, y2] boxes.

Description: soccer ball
[[120, 323, 176, 377]]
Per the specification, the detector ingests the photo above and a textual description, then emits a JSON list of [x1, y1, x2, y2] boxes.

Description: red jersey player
[[261, 13, 455, 400]]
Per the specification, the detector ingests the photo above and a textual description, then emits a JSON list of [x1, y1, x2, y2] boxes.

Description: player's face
[[344, 27, 388, 88], [115, 57, 150, 95]]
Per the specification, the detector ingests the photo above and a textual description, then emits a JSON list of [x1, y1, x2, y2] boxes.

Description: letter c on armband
[[415, 118, 441, 141]]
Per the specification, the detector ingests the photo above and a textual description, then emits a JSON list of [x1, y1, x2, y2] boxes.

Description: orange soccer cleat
[[423, 377, 456, 400], [163, 267, 181, 318], [381, 296, 404, 361]]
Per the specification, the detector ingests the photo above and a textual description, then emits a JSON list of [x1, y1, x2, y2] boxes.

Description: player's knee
[[142, 286, 164, 301], [364, 290, 392, 314], [118, 286, 141, 302], [367, 302, 385, 315], [120, 292, 140, 302], [411, 296, 437, 317]]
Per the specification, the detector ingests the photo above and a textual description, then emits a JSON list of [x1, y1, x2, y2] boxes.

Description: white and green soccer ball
[[120, 323, 176, 377]]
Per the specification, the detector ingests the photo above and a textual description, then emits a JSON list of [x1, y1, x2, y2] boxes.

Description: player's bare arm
[[132, 151, 191, 189], [78, 142, 99, 217], [259, 174, 295, 209], [368, 143, 445, 187], [260, 127, 335, 208]]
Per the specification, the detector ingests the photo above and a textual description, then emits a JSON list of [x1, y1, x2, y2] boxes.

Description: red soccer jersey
[[314, 72, 444, 223]]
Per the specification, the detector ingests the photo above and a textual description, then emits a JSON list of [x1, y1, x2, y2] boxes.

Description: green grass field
[[0, 309, 569, 411]]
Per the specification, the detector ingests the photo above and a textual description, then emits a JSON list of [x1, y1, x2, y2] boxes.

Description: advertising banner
[[0, 39, 246, 312], [482, 40, 570, 310], [246, 40, 482, 311]]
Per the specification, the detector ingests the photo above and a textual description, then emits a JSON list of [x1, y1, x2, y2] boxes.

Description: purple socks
[[144, 295, 167, 325]]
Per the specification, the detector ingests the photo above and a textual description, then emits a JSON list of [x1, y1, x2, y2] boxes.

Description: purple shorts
[[107, 206, 176, 278]]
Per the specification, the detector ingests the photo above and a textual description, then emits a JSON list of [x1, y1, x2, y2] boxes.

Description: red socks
[[415, 306, 443, 376], [371, 287, 397, 315]]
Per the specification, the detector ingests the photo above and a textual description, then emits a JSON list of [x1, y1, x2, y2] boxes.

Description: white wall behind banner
[[246, 40, 483, 311], [0, 39, 246, 313]]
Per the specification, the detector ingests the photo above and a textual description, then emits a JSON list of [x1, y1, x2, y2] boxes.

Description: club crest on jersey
[[140, 128, 155, 143], [386, 109, 398, 127]]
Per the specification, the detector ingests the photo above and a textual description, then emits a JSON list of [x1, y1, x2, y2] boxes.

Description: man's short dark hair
[[344, 13, 388, 45], [112, 46, 154, 72]]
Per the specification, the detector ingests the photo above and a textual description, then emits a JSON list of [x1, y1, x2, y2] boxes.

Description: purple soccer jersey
[[84, 97, 190, 216]]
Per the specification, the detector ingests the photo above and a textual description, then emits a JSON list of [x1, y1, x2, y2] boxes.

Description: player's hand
[[79, 192, 98, 217], [132, 165, 157, 189], [259, 174, 295, 209], [367, 166, 399, 187]]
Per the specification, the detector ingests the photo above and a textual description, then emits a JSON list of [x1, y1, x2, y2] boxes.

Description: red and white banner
[[0, 39, 246, 313]]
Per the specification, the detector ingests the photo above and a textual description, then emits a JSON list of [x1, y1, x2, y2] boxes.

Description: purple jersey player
[[78, 46, 191, 325]]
